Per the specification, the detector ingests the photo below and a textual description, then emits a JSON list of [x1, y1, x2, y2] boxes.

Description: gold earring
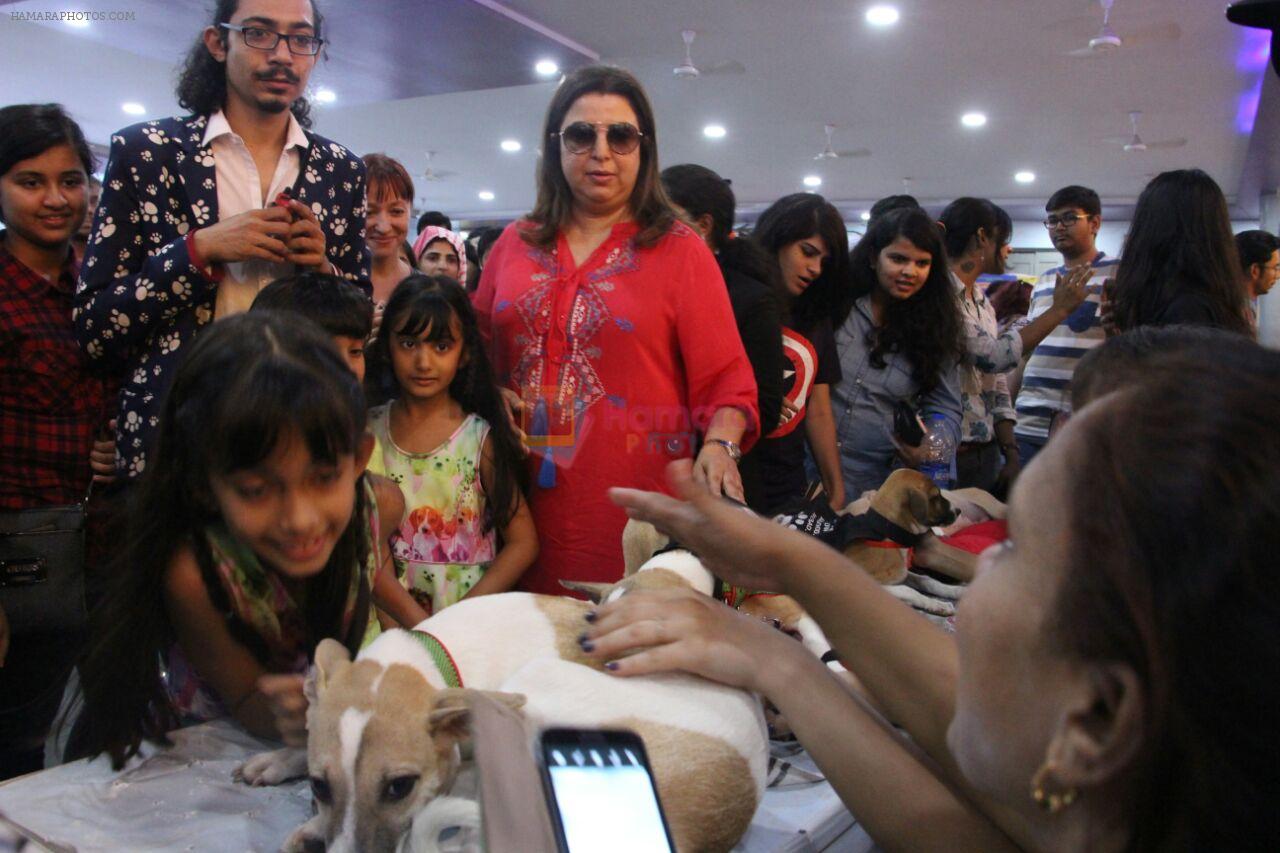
[[1030, 764, 1079, 815]]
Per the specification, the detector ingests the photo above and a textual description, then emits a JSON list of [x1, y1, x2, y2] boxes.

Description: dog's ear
[[307, 638, 352, 703], [907, 487, 930, 524], [558, 580, 613, 603], [428, 689, 526, 742], [621, 519, 669, 576]]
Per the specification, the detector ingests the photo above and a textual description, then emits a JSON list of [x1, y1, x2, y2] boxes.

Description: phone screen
[[539, 729, 675, 853]]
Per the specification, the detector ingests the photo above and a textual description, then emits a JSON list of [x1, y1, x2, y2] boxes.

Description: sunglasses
[[554, 121, 644, 156]]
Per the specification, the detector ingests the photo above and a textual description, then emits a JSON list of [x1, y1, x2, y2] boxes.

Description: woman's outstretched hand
[[609, 459, 796, 595], [581, 586, 795, 695]]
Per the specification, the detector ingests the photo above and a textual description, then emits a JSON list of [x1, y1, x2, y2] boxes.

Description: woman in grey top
[[829, 207, 964, 497]]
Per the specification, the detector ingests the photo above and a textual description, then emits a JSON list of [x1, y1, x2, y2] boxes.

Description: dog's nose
[[303, 838, 326, 853]]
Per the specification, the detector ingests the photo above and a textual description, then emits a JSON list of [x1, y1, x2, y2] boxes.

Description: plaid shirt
[[0, 237, 109, 509]]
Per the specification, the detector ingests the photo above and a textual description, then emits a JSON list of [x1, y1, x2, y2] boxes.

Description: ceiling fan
[[415, 151, 457, 183], [1105, 111, 1187, 153], [1057, 0, 1181, 58], [673, 29, 745, 79], [814, 124, 871, 161]]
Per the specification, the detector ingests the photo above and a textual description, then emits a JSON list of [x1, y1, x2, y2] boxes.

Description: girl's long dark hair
[[524, 65, 676, 251], [847, 207, 962, 391], [175, 0, 324, 128], [750, 192, 850, 326], [366, 274, 527, 532], [1056, 343, 1280, 849], [1111, 169, 1251, 335], [76, 312, 369, 768]]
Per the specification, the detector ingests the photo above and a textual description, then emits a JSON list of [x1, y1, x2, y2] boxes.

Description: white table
[[0, 720, 872, 852]]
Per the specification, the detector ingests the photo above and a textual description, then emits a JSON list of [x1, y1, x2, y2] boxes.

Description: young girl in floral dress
[[366, 274, 536, 614]]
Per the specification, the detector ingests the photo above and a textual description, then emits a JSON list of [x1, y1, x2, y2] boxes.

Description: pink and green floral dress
[[367, 404, 495, 615]]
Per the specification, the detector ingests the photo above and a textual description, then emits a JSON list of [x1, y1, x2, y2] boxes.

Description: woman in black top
[[1111, 169, 1253, 336], [751, 193, 849, 513], [661, 164, 783, 512]]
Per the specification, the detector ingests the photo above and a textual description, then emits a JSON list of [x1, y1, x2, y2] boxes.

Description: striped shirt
[[1013, 253, 1120, 442]]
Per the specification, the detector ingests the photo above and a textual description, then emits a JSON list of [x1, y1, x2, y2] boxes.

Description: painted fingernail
[[584, 611, 597, 623], [605, 661, 619, 671], [577, 633, 595, 652]]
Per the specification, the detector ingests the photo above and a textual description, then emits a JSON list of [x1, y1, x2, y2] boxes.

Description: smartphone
[[537, 727, 676, 853]]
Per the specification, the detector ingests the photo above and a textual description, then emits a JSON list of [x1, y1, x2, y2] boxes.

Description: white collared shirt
[[202, 109, 310, 318]]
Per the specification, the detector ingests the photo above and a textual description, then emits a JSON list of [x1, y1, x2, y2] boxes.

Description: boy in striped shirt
[[1014, 186, 1120, 463]]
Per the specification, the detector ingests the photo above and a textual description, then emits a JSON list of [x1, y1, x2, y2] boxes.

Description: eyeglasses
[[220, 23, 324, 56], [553, 121, 644, 156], [1043, 213, 1086, 230]]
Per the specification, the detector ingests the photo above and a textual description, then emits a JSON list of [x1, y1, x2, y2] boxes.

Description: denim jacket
[[829, 296, 962, 496]]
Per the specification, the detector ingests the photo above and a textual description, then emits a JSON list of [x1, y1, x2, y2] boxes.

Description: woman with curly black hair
[[831, 207, 963, 497]]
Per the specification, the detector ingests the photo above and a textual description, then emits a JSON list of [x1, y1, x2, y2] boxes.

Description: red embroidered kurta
[[474, 220, 759, 594]]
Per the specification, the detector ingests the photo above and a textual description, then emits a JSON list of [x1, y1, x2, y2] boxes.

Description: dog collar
[[409, 629, 464, 689], [848, 508, 926, 549]]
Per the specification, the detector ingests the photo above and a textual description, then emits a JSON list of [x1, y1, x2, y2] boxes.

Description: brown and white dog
[[238, 592, 768, 853]]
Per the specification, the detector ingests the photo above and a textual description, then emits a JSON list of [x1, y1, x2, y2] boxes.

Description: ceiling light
[[478, 190, 496, 201], [961, 112, 987, 128], [803, 175, 822, 188], [314, 88, 336, 104], [121, 102, 146, 116], [860, 211, 872, 221], [535, 59, 559, 77], [65, 17, 90, 29], [500, 139, 522, 152], [1014, 170, 1036, 184], [703, 124, 727, 139], [865, 5, 900, 27]]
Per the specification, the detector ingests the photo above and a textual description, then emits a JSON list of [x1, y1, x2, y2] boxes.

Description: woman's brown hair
[[362, 152, 414, 205], [1053, 342, 1280, 849], [523, 65, 676, 251]]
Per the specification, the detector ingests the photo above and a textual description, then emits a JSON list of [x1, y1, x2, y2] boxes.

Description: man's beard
[[254, 95, 292, 114]]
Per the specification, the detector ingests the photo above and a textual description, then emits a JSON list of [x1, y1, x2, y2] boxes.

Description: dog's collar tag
[[409, 629, 464, 689]]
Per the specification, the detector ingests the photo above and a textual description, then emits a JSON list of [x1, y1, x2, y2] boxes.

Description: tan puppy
[[839, 469, 960, 583]]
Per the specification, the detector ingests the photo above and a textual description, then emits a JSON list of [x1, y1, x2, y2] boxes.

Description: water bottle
[[918, 414, 954, 489]]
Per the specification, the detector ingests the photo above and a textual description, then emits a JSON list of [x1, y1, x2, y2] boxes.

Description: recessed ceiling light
[[500, 139, 522, 153], [703, 124, 727, 139], [314, 88, 336, 104], [860, 211, 872, 221], [803, 175, 823, 188], [535, 59, 559, 77], [65, 17, 90, 29], [478, 190, 496, 201], [961, 112, 987, 128], [121, 102, 146, 116], [1014, 170, 1036, 184], [865, 5, 900, 27]]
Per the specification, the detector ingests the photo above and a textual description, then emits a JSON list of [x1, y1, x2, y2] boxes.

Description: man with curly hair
[[74, 0, 369, 479]]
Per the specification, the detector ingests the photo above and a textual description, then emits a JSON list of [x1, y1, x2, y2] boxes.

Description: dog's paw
[[281, 815, 325, 853], [234, 747, 308, 787], [886, 583, 956, 617]]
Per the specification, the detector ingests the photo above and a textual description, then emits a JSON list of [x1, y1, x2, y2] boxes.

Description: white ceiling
[[0, 0, 1273, 225]]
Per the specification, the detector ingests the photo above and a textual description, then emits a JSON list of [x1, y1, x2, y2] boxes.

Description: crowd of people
[[1, 0, 1277, 849]]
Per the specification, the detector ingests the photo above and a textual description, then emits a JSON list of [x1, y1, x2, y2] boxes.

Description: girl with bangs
[[73, 313, 427, 768], [365, 274, 536, 616]]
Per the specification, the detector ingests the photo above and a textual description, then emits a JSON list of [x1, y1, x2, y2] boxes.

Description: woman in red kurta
[[473, 66, 759, 594]]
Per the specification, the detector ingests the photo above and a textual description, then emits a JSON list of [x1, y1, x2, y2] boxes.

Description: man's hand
[[283, 199, 329, 272], [192, 208, 292, 265]]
